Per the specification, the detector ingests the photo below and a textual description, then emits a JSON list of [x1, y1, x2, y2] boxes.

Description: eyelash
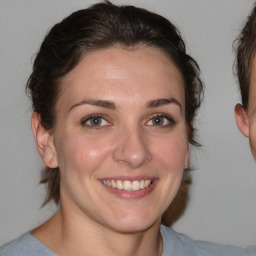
[[81, 114, 110, 129], [81, 113, 176, 129], [145, 113, 176, 127]]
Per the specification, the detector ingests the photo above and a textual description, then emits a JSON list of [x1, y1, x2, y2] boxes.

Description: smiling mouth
[[102, 179, 153, 191]]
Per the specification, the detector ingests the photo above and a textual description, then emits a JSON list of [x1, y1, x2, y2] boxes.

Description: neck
[[32, 208, 163, 256]]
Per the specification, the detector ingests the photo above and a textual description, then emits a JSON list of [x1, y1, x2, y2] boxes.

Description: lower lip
[[101, 181, 158, 199]]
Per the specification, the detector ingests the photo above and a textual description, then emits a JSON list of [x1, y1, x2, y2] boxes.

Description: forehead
[[57, 46, 185, 110]]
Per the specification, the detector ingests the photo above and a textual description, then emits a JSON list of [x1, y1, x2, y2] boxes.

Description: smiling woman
[[0, 1, 253, 256], [40, 46, 189, 235]]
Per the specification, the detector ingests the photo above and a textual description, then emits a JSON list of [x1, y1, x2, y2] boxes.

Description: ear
[[184, 144, 190, 169], [31, 112, 58, 168], [234, 103, 249, 138]]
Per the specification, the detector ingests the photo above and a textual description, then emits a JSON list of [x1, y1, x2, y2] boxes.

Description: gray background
[[1, 0, 256, 247]]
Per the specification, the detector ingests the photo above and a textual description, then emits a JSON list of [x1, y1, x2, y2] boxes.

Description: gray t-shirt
[[0, 225, 255, 255]]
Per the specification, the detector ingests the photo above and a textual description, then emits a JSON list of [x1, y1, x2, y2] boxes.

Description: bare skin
[[31, 46, 189, 256], [235, 55, 256, 160], [32, 210, 162, 256]]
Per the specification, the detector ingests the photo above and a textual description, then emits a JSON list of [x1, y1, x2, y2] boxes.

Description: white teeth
[[140, 180, 145, 189], [145, 180, 151, 187], [104, 179, 152, 191], [116, 180, 123, 189], [132, 181, 140, 191], [111, 180, 117, 188], [124, 180, 132, 191]]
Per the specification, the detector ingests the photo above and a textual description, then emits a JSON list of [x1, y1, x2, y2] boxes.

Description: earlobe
[[31, 112, 58, 168], [234, 103, 249, 138]]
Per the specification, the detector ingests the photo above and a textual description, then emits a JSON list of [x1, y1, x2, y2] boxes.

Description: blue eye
[[146, 114, 175, 127], [82, 115, 108, 127]]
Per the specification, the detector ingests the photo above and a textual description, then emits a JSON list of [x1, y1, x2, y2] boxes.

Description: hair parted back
[[235, 3, 256, 109], [26, 1, 203, 224]]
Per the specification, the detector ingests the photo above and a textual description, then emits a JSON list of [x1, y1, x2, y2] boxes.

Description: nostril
[[112, 130, 152, 168]]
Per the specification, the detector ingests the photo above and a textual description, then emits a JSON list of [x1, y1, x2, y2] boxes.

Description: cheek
[[151, 133, 188, 172], [55, 133, 114, 175]]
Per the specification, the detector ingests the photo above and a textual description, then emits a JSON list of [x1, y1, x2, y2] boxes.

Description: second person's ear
[[234, 103, 250, 138]]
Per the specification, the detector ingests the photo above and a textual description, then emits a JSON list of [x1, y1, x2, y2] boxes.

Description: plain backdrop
[[1, 0, 256, 247]]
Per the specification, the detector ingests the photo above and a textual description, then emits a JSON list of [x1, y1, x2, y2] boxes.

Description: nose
[[113, 126, 152, 168]]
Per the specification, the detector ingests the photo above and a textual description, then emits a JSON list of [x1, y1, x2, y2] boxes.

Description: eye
[[146, 114, 176, 127], [81, 114, 109, 128]]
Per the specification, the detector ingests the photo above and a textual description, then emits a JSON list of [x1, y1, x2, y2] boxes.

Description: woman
[[0, 1, 253, 255]]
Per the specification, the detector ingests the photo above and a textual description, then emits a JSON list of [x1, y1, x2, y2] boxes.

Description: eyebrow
[[69, 99, 116, 112], [147, 98, 182, 111], [69, 97, 182, 112]]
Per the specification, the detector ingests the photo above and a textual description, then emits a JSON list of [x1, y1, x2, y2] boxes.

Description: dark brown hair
[[26, 1, 203, 224], [235, 3, 256, 108]]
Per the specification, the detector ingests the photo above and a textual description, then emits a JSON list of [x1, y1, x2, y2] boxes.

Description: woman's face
[[49, 46, 189, 232]]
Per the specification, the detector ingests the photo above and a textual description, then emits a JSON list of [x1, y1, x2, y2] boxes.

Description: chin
[[104, 213, 161, 234]]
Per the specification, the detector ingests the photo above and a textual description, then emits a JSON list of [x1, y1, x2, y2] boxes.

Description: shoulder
[[0, 233, 57, 256], [160, 225, 256, 256]]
